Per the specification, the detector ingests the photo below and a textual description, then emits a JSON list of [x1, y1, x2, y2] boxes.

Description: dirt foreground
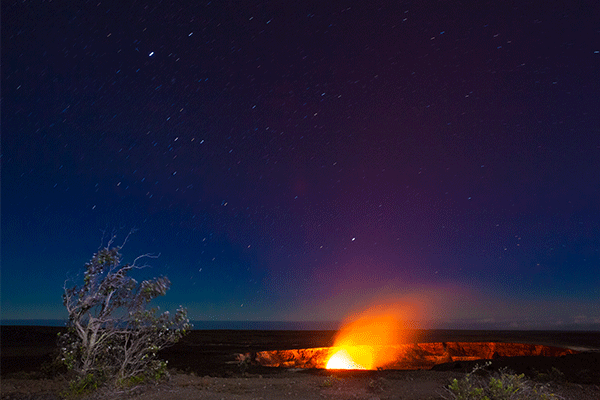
[[1, 369, 464, 399], [3, 368, 600, 400]]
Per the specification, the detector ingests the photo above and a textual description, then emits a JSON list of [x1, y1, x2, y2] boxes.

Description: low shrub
[[446, 362, 560, 400]]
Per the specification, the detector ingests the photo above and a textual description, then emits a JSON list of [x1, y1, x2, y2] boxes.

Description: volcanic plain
[[1, 326, 599, 399]]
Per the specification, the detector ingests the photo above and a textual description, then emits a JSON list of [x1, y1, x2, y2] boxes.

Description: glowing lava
[[325, 348, 368, 369], [325, 303, 415, 370], [249, 342, 579, 370]]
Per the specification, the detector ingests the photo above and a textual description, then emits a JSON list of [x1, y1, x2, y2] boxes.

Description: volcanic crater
[[243, 341, 579, 370]]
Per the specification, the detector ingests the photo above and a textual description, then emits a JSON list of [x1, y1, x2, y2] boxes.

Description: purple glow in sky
[[2, 0, 599, 329]]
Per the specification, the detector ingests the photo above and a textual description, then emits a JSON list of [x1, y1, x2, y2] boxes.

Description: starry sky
[[2, 0, 599, 329]]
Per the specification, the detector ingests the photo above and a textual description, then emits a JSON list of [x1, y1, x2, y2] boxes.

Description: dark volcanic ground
[[1, 326, 599, 384]]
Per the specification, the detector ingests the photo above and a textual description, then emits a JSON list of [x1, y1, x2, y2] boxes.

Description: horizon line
[[2, 319, 599, 331]]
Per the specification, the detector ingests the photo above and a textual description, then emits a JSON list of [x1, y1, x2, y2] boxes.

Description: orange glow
[[325, 303, 416, 370], [325, 348, 368, 369]]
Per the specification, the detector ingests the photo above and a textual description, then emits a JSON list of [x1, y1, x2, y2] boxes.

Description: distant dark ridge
[[2, 319, 599, 331], [0, 320, 340, 330], [0, 319, 68, 327], [188, 320, 341, 330]]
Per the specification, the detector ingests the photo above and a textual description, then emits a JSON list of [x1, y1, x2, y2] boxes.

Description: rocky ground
[[2, 367, 600, 400]]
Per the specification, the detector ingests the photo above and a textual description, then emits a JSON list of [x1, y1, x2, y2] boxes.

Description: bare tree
[[59, 234, 191, 388]]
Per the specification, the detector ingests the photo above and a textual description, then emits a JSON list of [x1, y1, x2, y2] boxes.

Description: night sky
[[3, 0, 599, 329]]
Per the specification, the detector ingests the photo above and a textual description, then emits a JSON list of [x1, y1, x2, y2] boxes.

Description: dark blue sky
[[2, 0, 599, 329]]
